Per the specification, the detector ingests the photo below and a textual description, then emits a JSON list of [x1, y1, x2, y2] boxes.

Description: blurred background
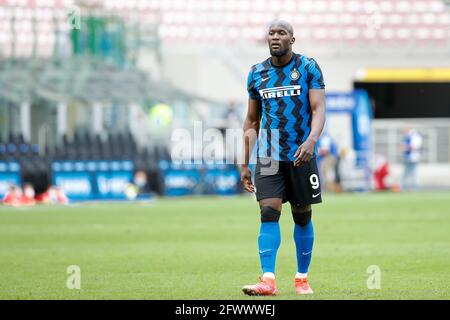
[[0, 0, 449, 204]]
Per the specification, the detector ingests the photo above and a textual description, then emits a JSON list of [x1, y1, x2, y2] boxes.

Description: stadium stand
[[0, 0, 448, 192], [0, 129, 168, 195], [0, 0, 449, 59]]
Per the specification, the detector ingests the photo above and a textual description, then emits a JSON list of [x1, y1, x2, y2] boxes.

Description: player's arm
[[294, 58, 326, 166], [294, 89, 326, 166], [241, 98, 261, 193]]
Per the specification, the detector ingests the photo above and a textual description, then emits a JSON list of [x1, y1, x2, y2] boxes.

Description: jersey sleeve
[[247, 68, 260, 100], [307, 58, 325, 89]]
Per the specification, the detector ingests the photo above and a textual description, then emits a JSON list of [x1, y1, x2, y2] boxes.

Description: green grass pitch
[[0, 191, 449, 300]]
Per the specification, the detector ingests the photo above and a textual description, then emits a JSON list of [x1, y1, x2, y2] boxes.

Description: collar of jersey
[[269, 52, 297, 69]]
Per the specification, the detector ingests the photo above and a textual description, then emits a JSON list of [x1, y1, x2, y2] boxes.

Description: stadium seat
[[1, 0, 449, 58]]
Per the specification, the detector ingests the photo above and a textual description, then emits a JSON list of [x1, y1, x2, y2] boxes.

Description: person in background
[[2, 185, 21, 206], [35, 186, 68, 204], [222, 101, 244, 163], [20, 183, 36, 206], [373, 154, 390, 191], [134, 170, 149, 193], [124, 170, 150, 200], [223, 101, 243, 129], [402, 128, 423, 190], [317, 132, 339, 192], [53, 186, 69, 204]]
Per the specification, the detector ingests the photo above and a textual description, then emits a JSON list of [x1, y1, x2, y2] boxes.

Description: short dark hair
[[268, 19, 294, 36]]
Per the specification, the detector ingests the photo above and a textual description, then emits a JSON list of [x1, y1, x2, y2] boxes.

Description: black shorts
[[254, 157, 322, 206]]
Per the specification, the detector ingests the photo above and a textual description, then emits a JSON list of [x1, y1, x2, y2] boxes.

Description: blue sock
[[294, 221, 314, 273], [258, 222, 281, 274]]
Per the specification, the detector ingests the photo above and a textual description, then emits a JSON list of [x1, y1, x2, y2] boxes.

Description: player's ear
[[290, 37, 295, 44]]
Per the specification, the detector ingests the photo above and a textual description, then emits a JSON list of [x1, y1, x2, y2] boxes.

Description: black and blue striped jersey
[[247, 52, 325, 161]]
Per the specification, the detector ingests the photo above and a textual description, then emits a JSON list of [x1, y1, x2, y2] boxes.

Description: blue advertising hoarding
[[0, 162, 21, 199], [54, 172, 93, 200], [159, 161, 241, 197], [52, 160, 134, 201], [325, 89, 372, 190], [96, 172, 133, 199], [325, 89, 372, 168], [203, 168, 240, 196]]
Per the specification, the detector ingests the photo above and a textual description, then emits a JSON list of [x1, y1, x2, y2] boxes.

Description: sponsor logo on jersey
[[259, 85, 301, 100]]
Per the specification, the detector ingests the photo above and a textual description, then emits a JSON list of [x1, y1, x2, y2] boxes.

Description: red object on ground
[[2, 191, 21, 206], [20, 194, 36, 206], [35, 191, 51, 204], [374, 162, 389, 191], [20, 196, 35, 206], [55, 189, 68, 204], [35, 188, 68, 204]]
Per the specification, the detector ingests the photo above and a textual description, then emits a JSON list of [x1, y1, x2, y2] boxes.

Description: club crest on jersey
[[259, 85, 301, 99], [290, 68, 300, 81]]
